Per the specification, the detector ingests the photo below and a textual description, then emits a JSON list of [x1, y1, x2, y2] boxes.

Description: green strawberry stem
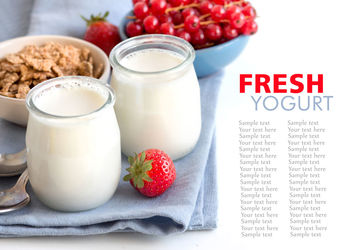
[[81, 11, 110, 27], [123, 152, 153, 188]]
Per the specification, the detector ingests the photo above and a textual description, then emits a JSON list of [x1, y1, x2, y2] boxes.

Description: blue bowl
[[119, 12, 249, 78], [194, 35, 249, 77]]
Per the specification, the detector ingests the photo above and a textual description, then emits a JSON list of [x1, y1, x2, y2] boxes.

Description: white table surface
[[2, 0, 349, 249]]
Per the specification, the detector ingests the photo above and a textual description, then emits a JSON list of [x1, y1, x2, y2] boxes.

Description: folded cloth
[[0, 0, 220, 236]]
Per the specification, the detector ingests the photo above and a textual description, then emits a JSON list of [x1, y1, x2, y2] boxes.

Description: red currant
[[199, 0, 213, 14], [242, 6, 256, 19], [241, 1, 252, 8], [143, 15, 159, 33], [241, 20, 258, 35], [223, 24, 238, 40], [169, 0, 182, 7], [193, 8, 201, 17], [184, 15, 200, 33], [150, 0, 167, 15], [211, 5, 226, 22], [191, 29, 206, 45], [205, 23, 223, 41], [225, 5, 241, 18], [126, 21, 143, 37], [169, 10, 183, 25], [213, 0, 225, 4], [229, 12, 245, 29], [133, 0, 147, 5], [158, 14, 172, 23], [182, 8, 196, 19], [183, 0, 192, 4], [128, 0, 258, 48], [160, 22, 175, 35], [175, 27, 185, 35], [177, 30, 191, 42], [134, 2, 149, 20]]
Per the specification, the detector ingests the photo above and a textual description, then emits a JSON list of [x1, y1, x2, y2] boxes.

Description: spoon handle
[[0, 149, 27, 177], [15, 169, 29, 188]]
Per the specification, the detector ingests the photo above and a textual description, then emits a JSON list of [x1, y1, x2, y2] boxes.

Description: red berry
[[150, 0, 167, 15], [241, 20, 258, 35], [134, 18, 143, 25], [211, 5, 226, 22], [133, 0, 147, 5], [193, 8, 201, 16], [242, 1, 252, 8], [82, 12, 121, 55], [182, 8, 196, 19], [199, 0, 213, 14], [126, 21, 143, 37], [143, 15, 159, 33], [226, 5, 241, 18], [176, 27, 185, 35], [158, 14, 172, 23], [242, 6, 256, 19], [160, 22, 175, 35], [124, 149, 176, 197], [177, 29, 191, 42], [191, 29, 206, 45], [205, 23, 222, 41], [223, 24, 238, 40], [184, 15, 200, 33], [229, 12, 246, 29], [134, 2, 149, 20], [213, 0, 225, 4], [183, 0, 192, 4], [169, 0, 182, 7], [169, 10, 183, 25]]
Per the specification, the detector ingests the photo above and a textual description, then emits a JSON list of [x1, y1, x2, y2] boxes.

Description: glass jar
[[25, 76, 121, 212], [109, 34, 201, 160]]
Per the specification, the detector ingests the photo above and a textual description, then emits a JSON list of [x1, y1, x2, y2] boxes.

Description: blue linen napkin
[[0, 0, 220, 236], [0, 0, 34, 42]]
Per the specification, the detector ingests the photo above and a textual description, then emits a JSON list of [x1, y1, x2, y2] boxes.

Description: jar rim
[[25, 76, 115, 119], [109, 34, 195, 76]]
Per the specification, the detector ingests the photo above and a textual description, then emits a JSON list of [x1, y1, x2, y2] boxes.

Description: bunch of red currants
[[126, 0, 257, 49]]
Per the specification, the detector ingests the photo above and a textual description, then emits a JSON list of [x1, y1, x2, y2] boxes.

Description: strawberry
[[123, 149, 176, 197], [81, 11, 121, 55]]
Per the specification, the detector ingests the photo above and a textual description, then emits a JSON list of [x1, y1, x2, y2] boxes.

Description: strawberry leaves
[[81, 11, 110, 27], [123, 151, 153, 188]]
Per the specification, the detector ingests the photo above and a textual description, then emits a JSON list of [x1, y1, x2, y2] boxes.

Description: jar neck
[[26, 76, 115, 120], [109, 34, 195, 78]]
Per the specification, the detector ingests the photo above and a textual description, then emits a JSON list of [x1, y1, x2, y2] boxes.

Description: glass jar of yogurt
[[25, 76, 121, 212], [109, 34, 201, 160]]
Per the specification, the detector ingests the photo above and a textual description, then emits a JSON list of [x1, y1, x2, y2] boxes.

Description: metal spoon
[[0, 169, 30, 213], [0, 149, 27, 176]]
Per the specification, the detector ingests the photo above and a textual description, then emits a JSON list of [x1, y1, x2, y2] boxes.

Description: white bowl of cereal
[[0, 35, 110, 126]]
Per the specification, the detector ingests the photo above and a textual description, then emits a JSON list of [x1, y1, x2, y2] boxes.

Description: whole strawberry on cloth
[[124, 149, 176, 197], [81, 11, 121, 55]]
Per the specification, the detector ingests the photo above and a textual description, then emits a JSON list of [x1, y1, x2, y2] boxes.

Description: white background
[[2, 0, 350, 249]]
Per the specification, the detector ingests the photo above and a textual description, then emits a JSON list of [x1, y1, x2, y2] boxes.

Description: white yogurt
[[34, 86, 106, 116], [110, 46, 201, 160], [26, 77, 121, 212], [120, 49, 183, 72]]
